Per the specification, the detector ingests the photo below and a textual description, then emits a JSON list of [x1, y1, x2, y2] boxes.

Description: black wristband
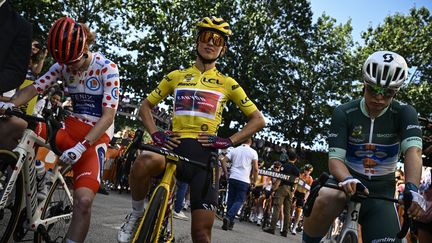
[[343, 176, 354, 182], [404, 182, 418, 193]]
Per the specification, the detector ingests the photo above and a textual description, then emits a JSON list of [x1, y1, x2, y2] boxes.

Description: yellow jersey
[[147, 65, 258, 138]]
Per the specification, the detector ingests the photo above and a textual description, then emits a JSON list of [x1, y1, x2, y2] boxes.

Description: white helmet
[[362, 51, 408, 88]]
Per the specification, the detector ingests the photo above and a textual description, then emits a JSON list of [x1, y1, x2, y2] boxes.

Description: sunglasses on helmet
[[365, 83, 398, 98], [198, 31, 226, 47]]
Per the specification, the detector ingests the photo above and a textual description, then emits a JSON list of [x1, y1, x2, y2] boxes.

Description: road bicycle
[[215, 183, 228, 221], [0, 109, 73, 243], [122, 130, 218, 243], [304, 173, 411, 243]]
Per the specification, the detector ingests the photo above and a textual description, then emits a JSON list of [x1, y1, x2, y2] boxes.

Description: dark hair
[[288, 149, 297, 161], [52, 91, 63, 98], [31, 39, 45, 63]]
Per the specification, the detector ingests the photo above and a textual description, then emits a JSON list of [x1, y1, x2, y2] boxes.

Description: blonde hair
[[80, 23, 95, 52]]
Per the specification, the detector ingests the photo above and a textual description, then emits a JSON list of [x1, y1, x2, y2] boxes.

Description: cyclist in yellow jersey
[[118, 16, 265, 243]]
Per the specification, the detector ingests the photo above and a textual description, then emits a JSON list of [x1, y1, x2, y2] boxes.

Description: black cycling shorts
[[173, 138, 219, 212], [294, 190, 306, 208], [252, 186, 263, 199]]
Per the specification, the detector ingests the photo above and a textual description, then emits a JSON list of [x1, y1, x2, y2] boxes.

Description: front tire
[[341, 231, 358, 243], [135, 187, 168, 243], [0, 165, 23, 243], [34, 165, 73, 243]]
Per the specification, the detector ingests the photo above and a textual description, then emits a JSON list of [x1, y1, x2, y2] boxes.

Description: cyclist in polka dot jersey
[[1, 17, 120, 243]]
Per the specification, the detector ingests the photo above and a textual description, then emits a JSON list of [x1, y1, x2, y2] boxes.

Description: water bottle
[[35, 160, 47, 200]]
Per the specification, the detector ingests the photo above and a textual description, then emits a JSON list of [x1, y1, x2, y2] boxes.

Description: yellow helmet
[[197, 16, 232, 36]]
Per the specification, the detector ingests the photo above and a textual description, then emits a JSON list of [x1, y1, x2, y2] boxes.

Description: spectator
[[222, 138, 259, 230], [279, 148, 288, 162], [173, 181, 190, 221], [33, 90, 62, 118], [0, 0, 32, 94], [0, 0, 32, 151], [416, 172, 432, 243], [263, 149, 300, 237], [27, 39, 48, 80]]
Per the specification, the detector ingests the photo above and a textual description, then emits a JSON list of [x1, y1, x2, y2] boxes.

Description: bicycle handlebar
[[5, 108, 63, 156], [127, 129, 212, 169], [304, 172, 411, 239]]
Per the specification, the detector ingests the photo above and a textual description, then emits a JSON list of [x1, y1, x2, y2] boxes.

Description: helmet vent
[[393, 67, 402, 81], [382, 65, 390, 81], [372, 63, 378, 78]]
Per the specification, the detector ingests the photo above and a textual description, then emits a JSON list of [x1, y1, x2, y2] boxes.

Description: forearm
[[403, 146, 423, 187], [139, 99, 158, 134], [229, 110, 265, 145], [252, 170, 258, 184], [221, 157, 229, 177], [328, 158, 351, 182], [10, 85, 38, 106], [32, 60, 45, 76], [84, 108, 115, 144]]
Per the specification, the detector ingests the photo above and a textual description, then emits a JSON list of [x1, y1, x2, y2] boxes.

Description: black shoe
[[228, 220, 234, 230], [98, 186, 109, 195], [263, 227, 275, 234], [281, 231, 288, 237], [222, 217, 229, 231]]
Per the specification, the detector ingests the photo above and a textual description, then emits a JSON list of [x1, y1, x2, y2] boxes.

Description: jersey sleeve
[[399, 104, 423, 153], [328, 106, 348, 161], [226, 78, 258, 117], [101, 61, 120, 110], [146, 71, 176, 105], [252, 149, 259, 161], [33, 64, 63, 93]]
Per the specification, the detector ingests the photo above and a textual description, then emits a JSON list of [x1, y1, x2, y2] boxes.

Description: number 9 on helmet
[[48, 17, 87, 65]]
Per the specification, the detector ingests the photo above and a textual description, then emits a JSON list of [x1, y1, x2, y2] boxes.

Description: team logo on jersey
[[183, 74, 194, 82], [201, 124, 209, 131], [152, 87, 163, 98], [111, 87, 119, 100], [201, 77, 223, 88], [86, 77, 101, 91], [163, 75, 172, 82], [351, 125, 363, 138], [240, 97, 254, 107], [232, 84, 240, 90]]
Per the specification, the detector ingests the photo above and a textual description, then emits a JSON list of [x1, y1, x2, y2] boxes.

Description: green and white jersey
[[328, 98, 422, 177]]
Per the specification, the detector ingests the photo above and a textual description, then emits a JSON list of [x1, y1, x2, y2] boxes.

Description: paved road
[[87, 191, 303, 243]]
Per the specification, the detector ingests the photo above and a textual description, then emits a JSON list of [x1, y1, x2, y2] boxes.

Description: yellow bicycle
[[125, 130, 217, 243]]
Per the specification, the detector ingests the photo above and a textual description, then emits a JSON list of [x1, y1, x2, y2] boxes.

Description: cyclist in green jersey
[[302, 51, 425, 243], [117, 16, 265, 243]]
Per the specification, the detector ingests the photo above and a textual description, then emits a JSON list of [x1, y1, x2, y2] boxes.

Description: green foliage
[[12, 0, 431, 148]]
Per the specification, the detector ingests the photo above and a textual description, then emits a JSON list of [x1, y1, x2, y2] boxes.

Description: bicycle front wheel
[[0, 165, 23, 243], [135, 187, 168, 243], [34, 165, 74, 243], [341, 231, 358, 243]]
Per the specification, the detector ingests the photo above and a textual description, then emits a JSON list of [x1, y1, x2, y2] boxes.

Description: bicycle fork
[[338, 201, 361, 241]]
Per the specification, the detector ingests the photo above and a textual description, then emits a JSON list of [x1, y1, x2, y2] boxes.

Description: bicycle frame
[[133, 158, 177, 243], [322, 198, 361, 243], [0, 127, 73, 235]]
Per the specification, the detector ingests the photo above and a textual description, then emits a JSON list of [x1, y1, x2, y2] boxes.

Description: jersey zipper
[[367, 118, 375, 179]]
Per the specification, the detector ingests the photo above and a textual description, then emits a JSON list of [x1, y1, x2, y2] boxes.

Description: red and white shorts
[[37, 116, 109, 193]]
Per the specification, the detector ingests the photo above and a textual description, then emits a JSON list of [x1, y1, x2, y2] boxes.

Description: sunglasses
[[198, 31, 226, 47], [365, 83, 398, 98]]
